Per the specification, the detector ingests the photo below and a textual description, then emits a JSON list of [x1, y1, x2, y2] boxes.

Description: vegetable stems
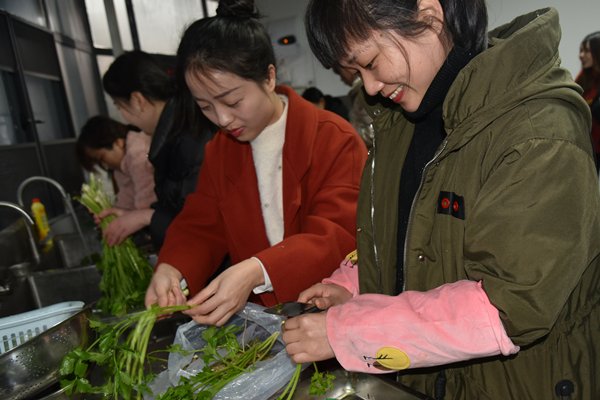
[[60, 304, 191, 399], [77, 173, 153, 316], [158, 326, 280, 399]]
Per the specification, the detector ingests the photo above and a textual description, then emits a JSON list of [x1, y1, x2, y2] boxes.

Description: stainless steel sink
[[49, 211, 101, 269], [27, 265, 101, 308], [0, 272, 36, 317], [0, 206, 103, 317], [0, 264, 102, 317], [290, 365, 432, 400]]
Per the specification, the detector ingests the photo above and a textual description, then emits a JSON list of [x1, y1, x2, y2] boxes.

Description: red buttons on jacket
[[437, 191, 465, 220]]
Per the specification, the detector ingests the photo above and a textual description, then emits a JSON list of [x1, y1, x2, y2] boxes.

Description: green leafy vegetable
[[77, 173, 153, 316], [309, 362, 336, 396], [60, 304, 191, 400], [276, 362, 335, 399], [157, 325, 280, 399]]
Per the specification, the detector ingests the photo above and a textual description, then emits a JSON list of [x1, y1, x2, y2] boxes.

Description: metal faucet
[[17, 176, 91, 257], [0, 201, 41, 265]]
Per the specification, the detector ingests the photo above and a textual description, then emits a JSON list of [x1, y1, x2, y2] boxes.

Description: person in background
[[301, 86, 350, 121], [76, 115, 156, 213], [575, 31, 600, 171], [283, 1, 600, 399], [144, 0, 367, 327], [101, 51, 216, 249], [333, 66, 375, 149]]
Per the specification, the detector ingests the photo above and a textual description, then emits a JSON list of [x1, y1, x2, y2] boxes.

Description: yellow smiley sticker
[[375, 347, 411, 370]]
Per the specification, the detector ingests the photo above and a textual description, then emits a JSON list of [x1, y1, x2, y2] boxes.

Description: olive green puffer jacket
[[356, 8, 600, 399]]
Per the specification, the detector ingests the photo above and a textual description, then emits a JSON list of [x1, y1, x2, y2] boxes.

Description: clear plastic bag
[[147, 302, 305, 400]]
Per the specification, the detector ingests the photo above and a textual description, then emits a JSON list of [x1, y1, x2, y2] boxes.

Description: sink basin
[[48, 211, 101, 269], [0, 207, 103, 317], [0, 263, 102, 317], [27, 265, 101, 308], [289, 362, 432, 400], [0, 276, 36, 318]]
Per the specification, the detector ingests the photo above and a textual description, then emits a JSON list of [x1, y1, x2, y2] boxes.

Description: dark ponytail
[[216, 0, 259, 19], [176, 0, 275, 84]]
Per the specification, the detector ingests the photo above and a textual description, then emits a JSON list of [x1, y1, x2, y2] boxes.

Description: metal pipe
[[0, 201, 41, 266], [17, 176, 91, 257]]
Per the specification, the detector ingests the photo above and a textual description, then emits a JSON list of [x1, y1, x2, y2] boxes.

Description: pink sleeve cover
[[326, 280, 519, 373], [322, 258, 360, 297]]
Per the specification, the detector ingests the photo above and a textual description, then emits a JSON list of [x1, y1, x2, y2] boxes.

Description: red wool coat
[[158, 85, 367, 306]]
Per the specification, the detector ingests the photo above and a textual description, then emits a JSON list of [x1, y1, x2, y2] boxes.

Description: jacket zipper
[[400, 138, 448, 292], [368, 133, 382, 289]]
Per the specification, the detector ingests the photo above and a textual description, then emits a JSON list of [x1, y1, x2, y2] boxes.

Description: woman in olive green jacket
[[283, 1, 600, 399]]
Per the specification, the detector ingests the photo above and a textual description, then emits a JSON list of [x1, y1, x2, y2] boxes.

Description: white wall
[[257, 0, 600, 96], [256, 0, 350, 96]]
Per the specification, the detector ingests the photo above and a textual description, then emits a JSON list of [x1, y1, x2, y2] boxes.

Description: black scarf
[[395, 46, 474, 294]]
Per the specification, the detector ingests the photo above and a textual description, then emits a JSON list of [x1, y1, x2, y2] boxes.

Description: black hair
[[76, 115, 133, 171], [103, 50, 176, 103], [103, 50, 216, 138], [302, 87, 325, 103], [176, 0, 275, 85], [576, 31, 600, 92], [304, 0, 488, 71]]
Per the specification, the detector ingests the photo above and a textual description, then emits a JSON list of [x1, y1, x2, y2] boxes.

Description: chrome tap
[[0, 201, 41, 265], [17, 176, 91, 257]]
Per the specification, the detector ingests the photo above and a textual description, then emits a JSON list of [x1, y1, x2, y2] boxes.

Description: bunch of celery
[[157, 325, 280, 400], [159, 324, 334, 400], [78, 173, 153, 316], [60, 304, 191, 400]]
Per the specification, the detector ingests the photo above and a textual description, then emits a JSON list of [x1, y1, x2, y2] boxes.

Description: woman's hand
[[98, 208, 153, 246], [145, 263, 186, 308], [282, 312, 335, 363], [298, 282, 353, 310], [184, 258, 264, 326]]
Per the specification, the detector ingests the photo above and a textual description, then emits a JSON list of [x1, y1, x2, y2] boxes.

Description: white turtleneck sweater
[[250, 95, 288, 293]]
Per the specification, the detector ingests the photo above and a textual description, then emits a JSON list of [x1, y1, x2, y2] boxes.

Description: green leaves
[[60, 304, 191, 400], [309, 364, 335, 396], [157, 326, 280, 400], [61, 304, 335, 399], [277, 362, 335, 399]]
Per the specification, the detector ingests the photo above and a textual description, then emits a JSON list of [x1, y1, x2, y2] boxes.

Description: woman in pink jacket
[[77, 115, 156, 212]]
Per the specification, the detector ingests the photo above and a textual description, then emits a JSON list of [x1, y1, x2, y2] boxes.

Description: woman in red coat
[[145, 0, 367, 326]]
